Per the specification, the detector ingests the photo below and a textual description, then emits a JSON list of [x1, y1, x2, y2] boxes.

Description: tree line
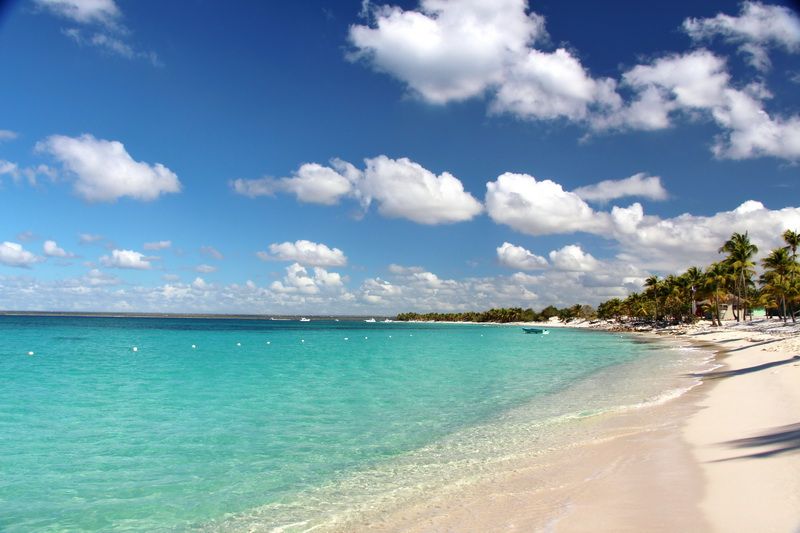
[[395, 304, 597, 324], [596, 230, 799, 325]]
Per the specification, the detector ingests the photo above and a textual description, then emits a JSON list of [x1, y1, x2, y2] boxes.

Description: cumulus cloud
[[683, 1, 800, 71], [36, 134, 181, 202], [143, 240, 171, 251], [349, 0, 545, 103], [573, 173, 668, 203], [43, 240, 74, 258], [100, 249, 152, 270], [192, 277, 209, 290], [360, 156, 482, 224], [491, 48, 621, 121], [232, 162, 356, 205], [485, 172, 603, 235], [548, 244, 599, 272], [0, 242, 40, 268], [602, 50, 800, 160], [269, 263, 344, 295], [258, 240, 347, 267], [496, 242, 548, 270], [200, 245, 223, 260], [349, 2, 800, 162], [235, 155, 482, 225]]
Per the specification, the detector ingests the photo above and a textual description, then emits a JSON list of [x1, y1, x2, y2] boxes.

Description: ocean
[[0, 316, 711, 532]]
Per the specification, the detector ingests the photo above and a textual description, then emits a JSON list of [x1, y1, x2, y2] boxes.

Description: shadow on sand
[[690, 355, 799, 380], [713, 423, 800, 461]]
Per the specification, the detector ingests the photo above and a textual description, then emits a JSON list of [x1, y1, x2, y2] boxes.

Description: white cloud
[[0, 159, 56, 186], [100, 249, 152, 270], [195, 264, 217, 274], [0, 130, 18, 142], [0, 242, 40, 268], [43, 240, 74, 258], [259, 240, 348, 267], [496, 242, 548, 270], [349, 0, 545, 103], [232, 162, 355, 205], [34, 0, 120, 26], [360, 156, 482, 224], [269, 263, 344, 295], [37, 134, 181, 202], [200, 245, 223, 260], [602, 50, 800, 160], [143, 240, 171, 251], [235, 155, 482, 225], [609, 200, 800, 271], [683, 1, 800, 71], [84, 268, 119, 286], [573, 173, 668, 203], [485, 172, 604, 236], [388, 263, 425, 274], [192, 277, 208, 290], [548, 244, 599, 272], [491, 48, 621, 121]]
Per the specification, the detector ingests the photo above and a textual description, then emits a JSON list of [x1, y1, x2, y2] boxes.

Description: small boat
[[383, 319, 393, 323], [299, 317, 311, 322], [522, 327, 549, 335], [365, 318, 377, 323]]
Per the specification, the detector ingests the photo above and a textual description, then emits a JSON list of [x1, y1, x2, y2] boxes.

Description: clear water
[[0, 316, 709, 532]]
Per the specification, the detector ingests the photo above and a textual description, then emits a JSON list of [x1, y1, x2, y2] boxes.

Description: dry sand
[[334, 319, 800, 532]]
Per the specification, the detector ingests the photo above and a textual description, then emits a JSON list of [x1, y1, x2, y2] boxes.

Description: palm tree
[[719, 232, 758, 321], [644, 275, 662, 321], [783, 229, 799, 323], [682, 266, 704, 319], [761, 247, 793, 322], [704, 262, 730, 326]]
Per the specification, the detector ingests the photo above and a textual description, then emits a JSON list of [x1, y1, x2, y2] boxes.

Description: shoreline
[[327, 319, 800, 532]]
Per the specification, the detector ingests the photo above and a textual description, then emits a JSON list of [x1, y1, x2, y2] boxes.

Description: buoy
[[364, 336, 368, 340], [132, 346, 138, 352], [191, 344, 196, 349], [301, 339, 305, 343], [236, 342, 241, 347], [27, 351, 34, 356], [266, 341, 271, 345], [389, 335, 392, 338], [344, 337, 349, 341]]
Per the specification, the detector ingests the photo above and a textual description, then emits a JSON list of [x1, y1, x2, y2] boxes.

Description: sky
[[1, 0, 799, 315]]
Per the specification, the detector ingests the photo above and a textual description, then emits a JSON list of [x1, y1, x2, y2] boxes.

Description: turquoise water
[[0, 316, 706, 532]]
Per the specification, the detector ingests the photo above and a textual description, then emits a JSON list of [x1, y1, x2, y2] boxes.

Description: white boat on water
[[299, 317, 311, 322], [365, 318, 377, 323], [383, 319, 393, 323]]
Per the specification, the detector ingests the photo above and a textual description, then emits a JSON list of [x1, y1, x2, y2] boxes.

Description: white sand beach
[[338, 319, 800, 532]]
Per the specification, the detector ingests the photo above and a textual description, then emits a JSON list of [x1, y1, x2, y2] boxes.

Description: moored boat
[[522, 327, 549, 334]]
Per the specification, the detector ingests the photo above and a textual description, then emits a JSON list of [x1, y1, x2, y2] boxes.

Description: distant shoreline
[[0, 311, 390, 321]]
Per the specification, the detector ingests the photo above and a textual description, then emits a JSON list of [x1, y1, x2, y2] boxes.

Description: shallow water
[[0, 316, 710, 532]]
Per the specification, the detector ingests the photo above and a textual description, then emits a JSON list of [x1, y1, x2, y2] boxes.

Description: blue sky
[[1, 0, 799, 314]]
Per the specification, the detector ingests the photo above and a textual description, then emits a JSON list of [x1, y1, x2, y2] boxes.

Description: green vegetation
[[596, 230, 799, 325], [395, 304, 596, 324]]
